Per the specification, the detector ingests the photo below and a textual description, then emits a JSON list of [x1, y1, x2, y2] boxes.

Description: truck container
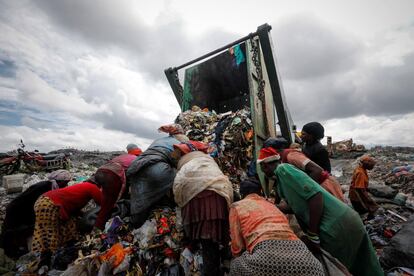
[[165, 24, 295, 194]]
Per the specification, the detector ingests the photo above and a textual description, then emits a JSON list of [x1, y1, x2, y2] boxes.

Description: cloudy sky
[[0, 0, 413, 152]]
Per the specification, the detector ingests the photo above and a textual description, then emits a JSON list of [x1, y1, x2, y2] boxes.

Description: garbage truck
[[164, 23, 295, 194]]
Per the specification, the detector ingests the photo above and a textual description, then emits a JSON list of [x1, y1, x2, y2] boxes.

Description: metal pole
[[173, 28, 269, 70], [256, 23, 293, 143]]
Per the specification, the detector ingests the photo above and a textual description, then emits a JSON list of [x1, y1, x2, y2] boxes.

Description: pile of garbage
[[14, 207, 203, 275], [176, 106, 254, 187], [333, 146, 414, 271], [384, 165, 414, 195], [380, 214, 414, 271], [365, 207, 411, 250], [368, 148, 414, 197]]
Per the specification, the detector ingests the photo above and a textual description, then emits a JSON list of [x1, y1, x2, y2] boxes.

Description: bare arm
[[304, 161, 324, 183], [229, 207, 245, 257], [308, 192, 323, 235]]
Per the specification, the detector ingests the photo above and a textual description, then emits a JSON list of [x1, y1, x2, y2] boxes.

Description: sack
[[317, 249, 352, 276]]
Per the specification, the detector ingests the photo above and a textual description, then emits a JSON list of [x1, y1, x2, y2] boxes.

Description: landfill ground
[[0, 146, 413, 275]]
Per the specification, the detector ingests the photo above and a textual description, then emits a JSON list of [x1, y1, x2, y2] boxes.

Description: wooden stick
[[387, 210, 408, 222]]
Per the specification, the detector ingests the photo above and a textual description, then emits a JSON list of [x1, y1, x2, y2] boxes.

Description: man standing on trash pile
[[301, 122, 332, 173], [349, 155, 379, 219], [259, 147, 383, 276], [88, 143, 142, 229], [127, 124, 189, 227], [31, 181, 103, 265], [0, 169, 72, 258], [229, 178, 324, 276], [265, 137, 344, 202], [172, 140, 233, 276]]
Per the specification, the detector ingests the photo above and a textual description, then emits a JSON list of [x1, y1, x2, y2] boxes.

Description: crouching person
[[229, 179, 324, 276], [259, 147, 383, 276], [172, 141, 233, 276], [31, 182, 102, 263], [0, 169, 72, 258]]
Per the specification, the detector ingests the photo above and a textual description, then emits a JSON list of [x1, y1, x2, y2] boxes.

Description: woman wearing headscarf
[[259, 147, 383, 276], [172, 141, 233, 276], [264, 137, 344, 202], [229, 179, 324, 276], [0, 170, 72, 258], [349, 155, 379, 218], [88, 143, 143, 229], [31, 182, 103, 261], [301, 122, 331, 173], [127, 124, 189, 227]]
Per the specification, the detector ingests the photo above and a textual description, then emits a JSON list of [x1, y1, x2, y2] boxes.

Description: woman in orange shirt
[[229, 179, 324, 276], [349, 155, 378, 218]]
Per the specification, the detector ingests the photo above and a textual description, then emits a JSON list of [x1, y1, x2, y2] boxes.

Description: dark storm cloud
[[272, 15, 362, 80], [35, 0, 148, 51], [271, 15, 414, 123], [0, 59, 16, 78], [29, 0, 240, 138], [98, 111, 164, 140], [281, 52, 414, 123], [34, 0, 237, 80], [361, 52, 414, 116]]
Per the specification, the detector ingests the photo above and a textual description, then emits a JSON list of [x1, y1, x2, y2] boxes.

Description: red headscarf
[[173, 141, 209, 154], [158, 124, 184, 135], [257, 147, 280, 163], [128, 148, 142, 156]]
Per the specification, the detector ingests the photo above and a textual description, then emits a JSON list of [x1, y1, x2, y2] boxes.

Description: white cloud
[[323, 113, 414, 147], [16, 70, 108, 116]]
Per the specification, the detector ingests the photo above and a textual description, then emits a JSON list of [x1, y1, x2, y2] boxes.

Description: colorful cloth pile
[[176, 106, 254, 187]]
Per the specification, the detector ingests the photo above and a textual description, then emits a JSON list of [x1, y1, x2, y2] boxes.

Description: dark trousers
[[201, 239, 221, 276]]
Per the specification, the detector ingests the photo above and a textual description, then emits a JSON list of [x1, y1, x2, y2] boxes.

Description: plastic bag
[[100, 243, 132, 268], [112, 255, 130, 274], [132, 219, 157, 248]]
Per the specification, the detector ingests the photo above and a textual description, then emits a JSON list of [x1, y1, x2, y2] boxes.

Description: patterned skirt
[[31, 196, 78, 254], [230, 240, 324, 276], [182, 190, 229, 244]]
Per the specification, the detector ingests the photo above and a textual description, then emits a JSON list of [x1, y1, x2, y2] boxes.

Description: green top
[[275, 163, 383, 276], [275, 163, 349, 235]]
